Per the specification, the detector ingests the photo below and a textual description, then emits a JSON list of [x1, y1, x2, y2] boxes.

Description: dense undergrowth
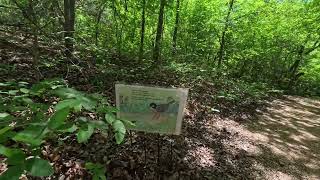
[[0, 79, 132, 179]]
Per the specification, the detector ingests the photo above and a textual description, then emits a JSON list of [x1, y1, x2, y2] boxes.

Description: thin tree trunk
[[153, 0, 166, 64], [112, 0, 122, 56], [217, 0, 235, 69], [95, 4, 106, 46], [287, 45, 304, 89], [139, 0, 146, 61], [64, 0, 75, 60], [172, 0, 180, 55], [287, 37, 320, 89], [32, 29, 42, 81]]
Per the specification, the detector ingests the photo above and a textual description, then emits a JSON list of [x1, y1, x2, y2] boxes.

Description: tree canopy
[[0, 0, 319, 95]]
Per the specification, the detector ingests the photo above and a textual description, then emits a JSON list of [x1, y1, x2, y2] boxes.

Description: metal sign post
[[115, 84, 188, 178]]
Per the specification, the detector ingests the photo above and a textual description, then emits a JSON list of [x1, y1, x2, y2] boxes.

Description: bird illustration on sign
[[149, 97, 176, 121]]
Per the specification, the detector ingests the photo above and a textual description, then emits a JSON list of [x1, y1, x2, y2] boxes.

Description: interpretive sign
[[115, 84, 188, 135]]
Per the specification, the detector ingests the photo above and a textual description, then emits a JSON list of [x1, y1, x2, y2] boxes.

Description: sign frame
[[115, 84, 188, 135]]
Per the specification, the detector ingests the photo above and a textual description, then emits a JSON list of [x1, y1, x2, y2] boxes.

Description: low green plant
[[0, 79, 128, 179], [85, 162, 107, 180]]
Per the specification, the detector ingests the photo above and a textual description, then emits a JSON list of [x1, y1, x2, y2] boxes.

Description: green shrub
[[0, 79, 128, 179]]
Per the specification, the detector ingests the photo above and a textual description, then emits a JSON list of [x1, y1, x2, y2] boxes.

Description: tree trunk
[[287, 46, 304, 89], [217, 0, 235, 69], [64, 0, 75, 60], [172, 0, 180, 55], [139, 0, 146, 61], [287, 38, 320, 89], [112, 0, 122, 56], [95, 3, 106, 46], [153, 0, 166, 64]]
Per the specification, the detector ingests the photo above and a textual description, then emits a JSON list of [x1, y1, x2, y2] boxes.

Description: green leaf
[[85, 163, 106, 180], [55, 99, 82, 111], [13, 125, 47, 146], [79, 96, 97, 111], [0, 113, 13, 121], [8, 90, 19, 95], [7, 150, 26, 165], [0, 126, 13, 136], [0, 145, 26, 165], [20, 88, 29, 94], [22, 97, 33, 104], [76, 124, 95, 143], [0, 91, 8, 95], [0, 131, 15, 144], [85, 162, 103, 170], [18, 81, 29, 87], [29, 79, 63, 96], [51, 85, 64, 89], [89, 121, 107, 130], [105, 114, 115, 125], [121, 119, 136, 128], [0, 82, 12, 87], [0, 165, 24, 180], [114, 132, 125, 145], [26, 158, 53, 177], [0, 113, 10, 119], [112, 120, 126, 134], [112, 120, 126, 144], [48, 107, 70, 129], [54, 88, 97, 111], [57, 124, 78, 133], [54, 88, 83, 99]]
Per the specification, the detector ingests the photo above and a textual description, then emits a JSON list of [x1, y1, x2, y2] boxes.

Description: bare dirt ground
[[71, 95, 319, 180], [209, 95, 320, 180]]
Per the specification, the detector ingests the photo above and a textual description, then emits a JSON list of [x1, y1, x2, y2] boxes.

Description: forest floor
[[203, 96, 320, 180], [47, 92, 320, 180], [1, 33, 320, 179]]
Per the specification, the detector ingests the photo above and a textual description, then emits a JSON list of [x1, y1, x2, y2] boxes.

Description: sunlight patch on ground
[[183, 96, 320, 179], [253, 162, 296, 180], [247, 96, 320, 179], [185, 146, 216, 168], [264, 170, 296, 180]]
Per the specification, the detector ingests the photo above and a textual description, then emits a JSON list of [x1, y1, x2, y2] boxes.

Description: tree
[[217, 0, 235, 69], [153, 0, 166, 64], [95, 2, 107, 46], [288, 36, 320, 88], [172, 0, 181, 55], [139, 0, 146, 61], [64, 0, 75, 60]]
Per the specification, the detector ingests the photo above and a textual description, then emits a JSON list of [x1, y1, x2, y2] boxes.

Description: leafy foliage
[[85, 162, 107, 180], [1, 0, 319, 95], [0, 80, 129, 178]]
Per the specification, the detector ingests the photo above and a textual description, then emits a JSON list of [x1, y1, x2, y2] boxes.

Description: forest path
[[214, 96, 320, 179]]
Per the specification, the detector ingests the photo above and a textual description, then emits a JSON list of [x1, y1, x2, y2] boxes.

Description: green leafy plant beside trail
[[0, 79, 129, 179]]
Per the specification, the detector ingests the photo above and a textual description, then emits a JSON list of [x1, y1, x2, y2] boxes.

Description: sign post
[[115, 84, 188, 177]]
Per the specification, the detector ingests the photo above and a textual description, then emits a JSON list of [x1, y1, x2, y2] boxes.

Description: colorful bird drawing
[[149, 97, 176, 121]]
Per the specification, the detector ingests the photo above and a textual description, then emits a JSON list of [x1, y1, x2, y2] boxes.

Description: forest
[[0, 0, 320, 179]]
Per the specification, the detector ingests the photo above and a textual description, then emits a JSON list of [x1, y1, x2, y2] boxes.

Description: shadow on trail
[[246, 96, 320, 179], [102, 89, 262, 179]]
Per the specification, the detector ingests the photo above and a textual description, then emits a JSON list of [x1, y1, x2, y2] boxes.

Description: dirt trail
[[212, 96, 320, 180], [113, 95, 320, 180]]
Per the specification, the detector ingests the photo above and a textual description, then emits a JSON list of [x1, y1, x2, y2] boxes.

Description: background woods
[[1, 0, 320, 179], [1, 0, 319, 95]]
